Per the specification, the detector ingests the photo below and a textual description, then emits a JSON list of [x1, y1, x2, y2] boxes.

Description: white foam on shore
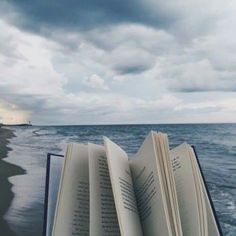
[[3, 127, 69, 236]]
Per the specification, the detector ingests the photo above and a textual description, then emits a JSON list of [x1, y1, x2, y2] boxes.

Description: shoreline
[[0, 127, 26, 236]]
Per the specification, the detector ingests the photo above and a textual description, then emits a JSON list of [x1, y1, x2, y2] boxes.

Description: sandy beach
[[0, 127, 25, 236]]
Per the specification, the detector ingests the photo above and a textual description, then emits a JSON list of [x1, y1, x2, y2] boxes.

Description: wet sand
[[0, 127, 25, 236]]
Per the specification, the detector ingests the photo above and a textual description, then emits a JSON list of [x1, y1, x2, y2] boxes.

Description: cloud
[[84, 74, 109, 90], [1, 0, 229, 42], [0, 0, 175, 33], [165, 59, 236, 92], [46, 18, 236, 92], [107, 46, 156, 75], [175, 97, 236, 113], [0, 19, 66, 112], [0, 19, 179, 124], [84, 24, 176, 52], [0, 21, 26, 65], [0, 1, 236, 124]]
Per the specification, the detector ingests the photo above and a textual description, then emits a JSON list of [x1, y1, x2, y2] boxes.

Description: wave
[[3, 124, 236, 235]]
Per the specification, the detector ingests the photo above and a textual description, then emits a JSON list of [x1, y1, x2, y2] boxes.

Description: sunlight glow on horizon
[[0, 100, 30, 124]]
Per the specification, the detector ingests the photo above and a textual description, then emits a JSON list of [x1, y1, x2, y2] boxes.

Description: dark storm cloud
[[174, 86, 236, 93], [115, 64, 152, 75], [1, 0, 175, 32], [0, 86, 48, 112]]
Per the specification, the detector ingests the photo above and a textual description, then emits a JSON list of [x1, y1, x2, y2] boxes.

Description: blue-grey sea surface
[[4, 124, 236, 236]]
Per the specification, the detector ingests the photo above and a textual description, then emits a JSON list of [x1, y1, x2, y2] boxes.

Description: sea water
[[4, 124, 236, 236]]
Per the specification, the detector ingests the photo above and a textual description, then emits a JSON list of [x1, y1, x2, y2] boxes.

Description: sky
[[0, 0, 236, 125]]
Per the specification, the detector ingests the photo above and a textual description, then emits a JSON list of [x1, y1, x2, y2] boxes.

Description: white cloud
[[84, 74, 109, 90], [0, 19, 66, 97], [176, 98, 236, 113]]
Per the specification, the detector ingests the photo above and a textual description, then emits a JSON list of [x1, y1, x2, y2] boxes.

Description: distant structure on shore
[[0, 121, 32, 127]]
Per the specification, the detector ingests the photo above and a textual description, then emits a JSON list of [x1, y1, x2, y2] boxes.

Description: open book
[[43, 131, 222, 236]]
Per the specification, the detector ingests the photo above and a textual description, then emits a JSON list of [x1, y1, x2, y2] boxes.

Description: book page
[[154, 133, 182, 236], [201, 180, 220, 236], [170, 143, 201, 236], [46, 155, 64, 236], [104, 137, 143, 236], [189, 147, 208, 236], [88, 143, 120, 236], [130, 131, 171, 236], [52, 144, 89, 236], [189, 147, 220, 236]]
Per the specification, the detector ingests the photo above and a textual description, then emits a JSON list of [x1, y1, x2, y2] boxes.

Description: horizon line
[[2, 122, 236, 126]]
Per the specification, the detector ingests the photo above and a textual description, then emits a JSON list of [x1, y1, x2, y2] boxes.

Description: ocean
[[4, 124, 236, 235]]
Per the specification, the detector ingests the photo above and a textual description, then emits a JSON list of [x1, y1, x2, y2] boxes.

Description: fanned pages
[[88, 143, 120, 236], [45, 131, 222, 236], [130, 131, 182, 236], [170, 143, 202, 235], [104, 137, 143, 236], [170, 143, 220, 236], [154, 132, 182, 236], [52, 144, 89, 236]]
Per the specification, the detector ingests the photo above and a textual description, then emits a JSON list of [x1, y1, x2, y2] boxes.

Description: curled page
[[104, 137, 143, 236], [88, 143, 120, 236]]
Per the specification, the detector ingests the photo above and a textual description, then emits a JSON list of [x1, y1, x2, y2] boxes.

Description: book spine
[[43, 153, 64, 236]]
